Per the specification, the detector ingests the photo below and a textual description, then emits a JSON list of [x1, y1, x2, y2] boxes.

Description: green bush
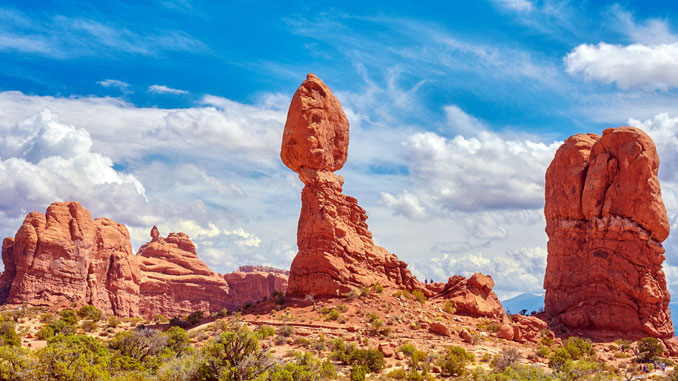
[[637, 337, 664, 363], [81, 319, 98, 332], [372, 283, 384, 293], [412, 290, 426, 304], [0, 345, 31, 380], [256, 325, 276, 339], [399, 342, 416, 356], [278, 325, 294, 337], [0, 318, 20, 347], [34, 334, 112, 380], [437, 346, 474, 377], [196, 323, 274, 380], [326, 309, 340, 321], [186, 311, 203, 326], [77, 305, 103, 322], [350, 365, 367, 381], [443, 300, 455, 314], [108, 316, 121, 328]]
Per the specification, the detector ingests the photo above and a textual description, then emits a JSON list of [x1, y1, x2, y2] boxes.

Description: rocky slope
[[0, 202, 140, 316], [543, 127, 674, 346]]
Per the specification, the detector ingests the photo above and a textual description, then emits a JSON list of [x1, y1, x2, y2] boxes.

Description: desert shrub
[[268, 351, 337, 380], [77, 305, 103, 322], [165, 326, 191, 356], [443, 300, 456, 314], [540, 334, 553, 346], [473, 363, 550, 380], [34, 334, 111, 380], [637, 337, 664, 363], [372, 283, 384, 293], [36, 325, 54, 340], [331, 340, 384, 373], [491, 347, 521, 371], [109, 328, 169, 369], [169, 316, 184, 328], [217, 308, 228, 318], [438, 346, 474, 377], [387, 368, 407, 379], [154, 314, 168, 324], [156, 352, 204, 381], [278, 325, 294, 337], [400, 342, 416, 356], [108, 316, 121, 328], [256, 325, 276, 339], [410, 350, 428, 369], [274, 291, 287, 305], [81, 319, 98, 332], [336, 304, 348, 312], [0, 345, 31, 380], [562, 337, 594, 360], [196, 323, 275, 380], [186, 311, 203, 326], [412, 290, 426, 304], [0, 318, 20, 347], [351, 364, 367, 381], [326, 309, 340, 321], [536, 345, 550, 358], [39, 312, 55, 323]]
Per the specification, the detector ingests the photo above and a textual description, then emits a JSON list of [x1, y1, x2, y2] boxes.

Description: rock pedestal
[[282, 74, 419, 297]]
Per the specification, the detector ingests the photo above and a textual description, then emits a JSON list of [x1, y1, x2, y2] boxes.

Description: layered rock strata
[[282, 74, 419, 297], [543, 127, 673, 340], [137, 227, 232, 318], [0, 202, 140, 316], [223, 269, 288, 306]]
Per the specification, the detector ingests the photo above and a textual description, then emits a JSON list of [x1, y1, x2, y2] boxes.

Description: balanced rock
[[544, 127, 673, 340], [282, 74, 419, 297], [436, 273, 504, 319], [0, 202, 140, 316], [137, 227, 231, 318]]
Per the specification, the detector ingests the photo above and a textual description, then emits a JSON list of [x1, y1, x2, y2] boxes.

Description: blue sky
[[2, 0, 678, 300]]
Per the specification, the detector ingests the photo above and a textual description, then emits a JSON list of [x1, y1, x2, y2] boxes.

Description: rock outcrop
[[0, 202, 140, 316], [282, 74, 419, 297], [223, 269, 288, 306], [544, 127, 673, 341], [137, 227, 231, 318], [435, 273, 504, 319]]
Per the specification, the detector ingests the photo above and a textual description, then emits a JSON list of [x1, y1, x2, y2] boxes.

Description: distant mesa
[[0, 202, 287, 317], [543, 127, 676, 351]]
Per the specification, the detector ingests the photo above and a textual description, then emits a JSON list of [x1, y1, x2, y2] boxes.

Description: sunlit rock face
[[0, 202, 140, 317], [543, 127, 674, 343], [282, 74, 419, 297]]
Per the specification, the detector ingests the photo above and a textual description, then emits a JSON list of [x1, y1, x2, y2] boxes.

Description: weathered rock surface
[[544, 127, 673, 341], [436, 273, 504, 319], [237, 265, 290, 276], [282, 74, 420, 297], [0, 202, 140, 316], [223, 269, 288, 306], [137, 227, 231, 318]]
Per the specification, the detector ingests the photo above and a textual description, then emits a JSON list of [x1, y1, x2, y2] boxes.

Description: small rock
[[497, 324, 514, 340], [286, 337, 294, 345], [432, 365, 442, 373], [460, 329, 473, 344], [395, 351, 405, 360], [429, 322, 450, 336], [379, 343, 394, 358]]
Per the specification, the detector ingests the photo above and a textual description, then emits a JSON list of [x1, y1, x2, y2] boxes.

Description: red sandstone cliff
[[0, 202, 140, 316], [544, 127, 673, 343]]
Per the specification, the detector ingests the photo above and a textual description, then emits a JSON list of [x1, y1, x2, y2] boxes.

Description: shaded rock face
[[223, 270, 288, 306], [436, 273, 504, 319], [0, 202, 140, 316], [282, 74, 419, 297], [137, 227, 231, 318], [544, 127, 673, 340]]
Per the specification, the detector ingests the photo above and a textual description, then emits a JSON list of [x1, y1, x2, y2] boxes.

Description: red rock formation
[[137, 227, 231, 318], [282, 74, 419, 297], [0, 202, 140, 316], [435, 273, 505, 319], [223, 270, 288, 306], [544, 127, 673, 342], [237, 265, 290, 276]]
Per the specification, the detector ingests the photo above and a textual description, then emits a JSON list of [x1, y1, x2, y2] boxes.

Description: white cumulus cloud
[[565, 42, 678, 90]]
